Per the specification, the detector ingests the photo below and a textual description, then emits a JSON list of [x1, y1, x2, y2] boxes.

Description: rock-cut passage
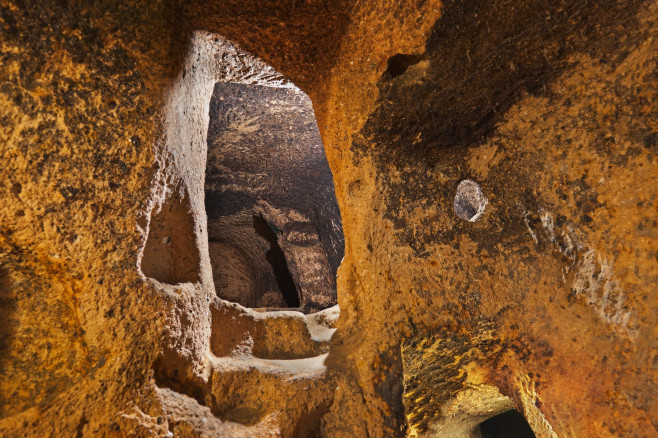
[[478, 409, 536, 438], [205, 82, 344, 313]]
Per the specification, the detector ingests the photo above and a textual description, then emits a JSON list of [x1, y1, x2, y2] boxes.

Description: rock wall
[[0, 0, 655, 437]]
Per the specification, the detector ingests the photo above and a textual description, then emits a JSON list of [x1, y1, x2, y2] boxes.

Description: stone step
[[210, 298, 339, 360]]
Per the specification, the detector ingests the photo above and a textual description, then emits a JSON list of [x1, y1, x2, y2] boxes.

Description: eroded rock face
[[330, 1, 657, 435], [0, 0, 656, 437]]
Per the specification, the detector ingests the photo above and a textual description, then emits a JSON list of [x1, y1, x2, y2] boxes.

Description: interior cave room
[[0, 1, 655, 437]]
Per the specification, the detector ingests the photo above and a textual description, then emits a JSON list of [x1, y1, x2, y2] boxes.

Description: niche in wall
[[478, 409, 536, 438], [205, 82, 344, 313], [141, 186, 201, 285]]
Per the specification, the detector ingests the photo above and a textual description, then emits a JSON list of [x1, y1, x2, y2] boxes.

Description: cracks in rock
[[252, 215, 300, 308]]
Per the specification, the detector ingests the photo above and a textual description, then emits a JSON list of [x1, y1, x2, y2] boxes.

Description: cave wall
[[320, 0, 657, 435], [0, 0, 656, 437]]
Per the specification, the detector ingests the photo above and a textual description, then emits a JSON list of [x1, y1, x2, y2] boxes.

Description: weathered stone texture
[[0, 0, 656, 437]]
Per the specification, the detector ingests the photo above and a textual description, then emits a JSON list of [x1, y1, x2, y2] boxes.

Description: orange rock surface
[[0, 0, 655, 436]]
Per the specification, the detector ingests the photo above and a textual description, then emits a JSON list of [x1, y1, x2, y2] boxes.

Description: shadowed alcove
[[478, 409, 536, 438], [140, 185, 201, 285]]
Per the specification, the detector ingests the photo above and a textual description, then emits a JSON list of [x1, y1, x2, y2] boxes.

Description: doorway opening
[[478, 409, 536, 438], [205, 82, 344, 313]]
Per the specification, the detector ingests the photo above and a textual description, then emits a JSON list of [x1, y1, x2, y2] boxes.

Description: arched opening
[[478, 409, 536, 438], [205, 80, 344, 314]]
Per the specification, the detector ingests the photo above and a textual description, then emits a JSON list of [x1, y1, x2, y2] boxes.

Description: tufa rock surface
[[0, 0, 656, 437]]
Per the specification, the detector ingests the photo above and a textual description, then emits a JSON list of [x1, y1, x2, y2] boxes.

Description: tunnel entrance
[[205, 82, 344, 313], [478, 409, 536, 438]]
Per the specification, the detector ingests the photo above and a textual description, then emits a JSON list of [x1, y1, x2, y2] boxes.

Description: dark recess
[[479, 409, 536, 438], [386, 53, 422, 77], [253, 215, 300, 307]]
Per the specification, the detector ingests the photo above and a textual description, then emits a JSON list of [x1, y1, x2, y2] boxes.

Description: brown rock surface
[[0, 0, 656, 437]]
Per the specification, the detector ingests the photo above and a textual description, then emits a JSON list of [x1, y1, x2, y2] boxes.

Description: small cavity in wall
[[478, 409, 536, 438], [141, 185, 201, 285]]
